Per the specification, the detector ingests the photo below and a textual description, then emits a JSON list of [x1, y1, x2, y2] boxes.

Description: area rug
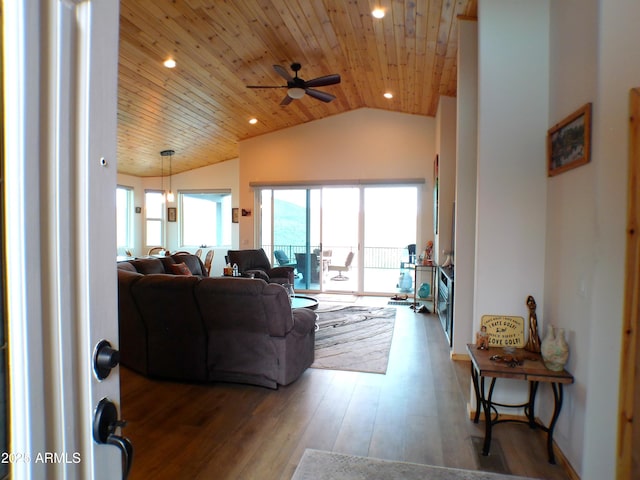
[[291, 449, 536, 480], [315, 293, 358, 303], [311, 305, 396, 374]]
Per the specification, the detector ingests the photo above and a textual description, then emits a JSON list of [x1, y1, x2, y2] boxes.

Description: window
[[145, 190, 165, 246], [180, 191, 231, 247], [116, 186, 133, 249]]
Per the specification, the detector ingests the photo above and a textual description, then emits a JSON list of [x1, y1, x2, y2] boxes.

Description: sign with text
[[480, 315, 525, 348]]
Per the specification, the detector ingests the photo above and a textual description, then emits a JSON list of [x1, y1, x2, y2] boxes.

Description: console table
[[466, 343, 573, 464], [410, 263, 436, 311]]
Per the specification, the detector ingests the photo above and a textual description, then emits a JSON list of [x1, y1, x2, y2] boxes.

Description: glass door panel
[[322, 187, 360, 293], [363, 186, 418, 294], [262, 189, 321, 291]]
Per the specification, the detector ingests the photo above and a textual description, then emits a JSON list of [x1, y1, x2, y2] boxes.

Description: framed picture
[[547, 103, 592, 177], [232, 207, 239, 223], [167, 207, 177, 222]]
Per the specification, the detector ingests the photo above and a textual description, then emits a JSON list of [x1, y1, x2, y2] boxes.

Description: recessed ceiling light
[[372, 8, 385, 19], [249, 118, 258, 125], [163, 58, 176, 68], [384, 92, 393, 99]]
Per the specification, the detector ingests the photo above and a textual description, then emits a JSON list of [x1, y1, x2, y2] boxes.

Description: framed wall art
[[167, 207, 177, 222], [547, 103, 592, 177], [232, 207, 239, 223]]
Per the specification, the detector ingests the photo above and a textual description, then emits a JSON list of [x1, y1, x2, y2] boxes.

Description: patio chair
[[328, 251, 354, 281], [295, 253, 320, 283], [274, 250, 297, 267]]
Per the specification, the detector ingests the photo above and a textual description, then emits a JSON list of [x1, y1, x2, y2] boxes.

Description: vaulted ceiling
[[117, 0, 478, 177]]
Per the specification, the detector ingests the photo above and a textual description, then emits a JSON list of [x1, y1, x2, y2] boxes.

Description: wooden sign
[[481, 315, 525, 348]]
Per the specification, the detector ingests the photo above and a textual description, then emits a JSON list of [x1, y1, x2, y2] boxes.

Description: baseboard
[[451, 352, 470, 362], [466, 403, 525, 423], [553, 442, 581, 480]]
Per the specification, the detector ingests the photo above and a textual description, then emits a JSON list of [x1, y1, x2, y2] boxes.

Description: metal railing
[[264, 244, 411, 269]]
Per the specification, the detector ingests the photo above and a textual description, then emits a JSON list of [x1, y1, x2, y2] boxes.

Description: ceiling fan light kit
[[287, 87, 305, 99], [246, 63, 340, 105]]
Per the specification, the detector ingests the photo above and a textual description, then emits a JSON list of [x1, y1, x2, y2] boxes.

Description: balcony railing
[[264, 244, 411, 270]]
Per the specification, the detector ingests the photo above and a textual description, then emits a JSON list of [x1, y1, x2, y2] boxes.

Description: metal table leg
[[470, 363, 481, 424], [545, 383, 563, 464], [481, 377, 497, 456]]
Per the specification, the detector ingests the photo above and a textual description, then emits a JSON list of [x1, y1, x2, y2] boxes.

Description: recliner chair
[[226, 248, 295, 284]]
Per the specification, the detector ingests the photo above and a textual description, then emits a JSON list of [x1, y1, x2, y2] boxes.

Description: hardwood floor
[[120, 297, 572, 479]]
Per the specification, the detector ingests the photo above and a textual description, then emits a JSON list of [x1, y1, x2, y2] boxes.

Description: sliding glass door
[[259, 184, 418, 295], [261, 189, 322, 291]]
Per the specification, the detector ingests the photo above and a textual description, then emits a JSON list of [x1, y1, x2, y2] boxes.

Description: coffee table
[[290, 295, 318, 310]]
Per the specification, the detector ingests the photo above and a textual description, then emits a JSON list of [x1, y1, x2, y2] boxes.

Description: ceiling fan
[[246, 63, 341, 105]]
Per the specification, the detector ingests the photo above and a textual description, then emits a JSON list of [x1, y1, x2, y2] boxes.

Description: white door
[[4, 1, 123, 478]]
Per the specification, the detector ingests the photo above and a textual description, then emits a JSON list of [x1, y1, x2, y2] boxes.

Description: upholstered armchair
[[226, 248, 295, 284]]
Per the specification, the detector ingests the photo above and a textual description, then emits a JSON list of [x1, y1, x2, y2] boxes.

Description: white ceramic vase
[[540, 325, 569, 371]]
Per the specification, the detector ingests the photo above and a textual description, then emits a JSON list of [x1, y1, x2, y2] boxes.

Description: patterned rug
[[311, 305, 396, 374], [291, 449, 536, 480], [315, 293, 358, 303]]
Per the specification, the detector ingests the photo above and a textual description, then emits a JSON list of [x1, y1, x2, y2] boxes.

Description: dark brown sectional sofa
[[117, 254, 316, 389]]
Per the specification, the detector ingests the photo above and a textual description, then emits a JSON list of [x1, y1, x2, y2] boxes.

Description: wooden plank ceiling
[[118, 0, 478, 177]]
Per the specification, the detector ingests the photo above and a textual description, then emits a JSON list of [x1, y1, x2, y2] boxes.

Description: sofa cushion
[[129, 258, 166, 275], [169, 262, 192, 276], [117, 261, 137, 272], [194, 277, 284, 384], [159, 256, 177, 272], [131, 274, 207, 381], [170, 253, 205, 276], [117, 269, 148, 374]]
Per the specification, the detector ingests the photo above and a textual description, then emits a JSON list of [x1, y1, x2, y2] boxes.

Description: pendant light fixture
[[160, 149, 175, 202]]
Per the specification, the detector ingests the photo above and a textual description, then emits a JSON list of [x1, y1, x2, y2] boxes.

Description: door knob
[[94, 340, 120, 380], [93, 398, 133, 480]]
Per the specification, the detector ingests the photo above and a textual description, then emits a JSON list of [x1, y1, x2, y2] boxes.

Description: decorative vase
[[418, 283, 430, 299], [540, 325, 569, 371]]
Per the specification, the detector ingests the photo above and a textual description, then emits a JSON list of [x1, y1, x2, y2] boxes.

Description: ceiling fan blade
[[246, 85, 287, 89], [273, 64, 294, 82], [280, 95, 294, 106], [305, 88, 336, 103], [304, 73, 341, 88]]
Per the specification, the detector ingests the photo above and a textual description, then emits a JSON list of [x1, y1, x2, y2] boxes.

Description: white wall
[[238, 108, 436, 251], [475, 0, 549, 397], [453, 18, 478, 356], [434, 96, 457, 265], [579, 1, 640, 478], [545, 0, 598, 475]]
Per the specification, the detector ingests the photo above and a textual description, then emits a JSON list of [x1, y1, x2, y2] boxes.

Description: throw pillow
[[169, 262, 193, 276]]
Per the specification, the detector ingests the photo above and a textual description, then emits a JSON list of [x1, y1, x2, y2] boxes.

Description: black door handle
[[93, 398, 133, 479], [94, 340, 120, 380]]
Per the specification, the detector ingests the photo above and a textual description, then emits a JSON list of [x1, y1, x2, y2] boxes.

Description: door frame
[[4, 1, 122, 477], [617, 87, 640, 479]]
